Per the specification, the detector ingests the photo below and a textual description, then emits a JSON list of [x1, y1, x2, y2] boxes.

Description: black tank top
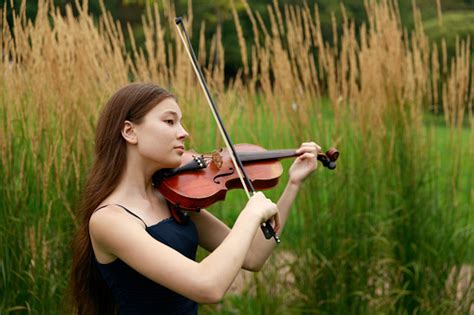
[[95, 204, 199, 315]]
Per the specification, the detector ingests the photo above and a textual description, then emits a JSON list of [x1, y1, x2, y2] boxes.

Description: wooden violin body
[[153, 143, 339, 211]]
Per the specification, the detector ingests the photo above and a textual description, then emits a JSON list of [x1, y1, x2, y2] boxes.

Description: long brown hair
[[70, 83, 175, 315]]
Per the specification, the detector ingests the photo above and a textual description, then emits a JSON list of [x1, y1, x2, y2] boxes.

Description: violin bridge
[[211, 151, 223, 169]]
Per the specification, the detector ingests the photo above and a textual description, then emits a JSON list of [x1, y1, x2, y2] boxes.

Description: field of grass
[[1, 0, 472, 314], [199, 101, 473, 314]]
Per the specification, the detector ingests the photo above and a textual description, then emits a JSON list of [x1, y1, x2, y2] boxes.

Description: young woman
[[70, 83, 321, 314]]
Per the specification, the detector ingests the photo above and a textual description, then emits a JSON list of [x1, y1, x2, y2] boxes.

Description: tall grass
[[1, 0, 472, 313]]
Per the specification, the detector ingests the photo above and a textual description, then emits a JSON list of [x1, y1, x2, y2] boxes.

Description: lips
[[174, 145, 185, 154]]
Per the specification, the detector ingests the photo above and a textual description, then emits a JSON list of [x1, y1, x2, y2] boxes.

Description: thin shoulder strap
[[94, 204, 148, 227]]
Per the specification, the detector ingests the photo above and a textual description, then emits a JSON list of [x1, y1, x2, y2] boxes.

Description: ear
[[121, 120, 138, 144]]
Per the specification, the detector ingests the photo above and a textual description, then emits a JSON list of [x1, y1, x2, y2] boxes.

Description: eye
[[165, 119, 175, 125]]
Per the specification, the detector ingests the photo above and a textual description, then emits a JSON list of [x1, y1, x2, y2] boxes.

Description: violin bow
[[175, 17, 280, 243]]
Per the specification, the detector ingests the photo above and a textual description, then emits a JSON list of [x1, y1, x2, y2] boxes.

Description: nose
[[178, 123, 189, 140]]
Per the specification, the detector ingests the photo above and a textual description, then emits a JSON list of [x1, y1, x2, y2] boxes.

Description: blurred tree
[[2, 0, 473, 79]]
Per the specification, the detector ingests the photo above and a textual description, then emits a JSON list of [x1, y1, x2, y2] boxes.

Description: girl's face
[[133, 97, 189, 169]]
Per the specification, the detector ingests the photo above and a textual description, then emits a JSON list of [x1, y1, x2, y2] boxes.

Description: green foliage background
[[3, 0, 474, 76], [0, 0, 472, 314]]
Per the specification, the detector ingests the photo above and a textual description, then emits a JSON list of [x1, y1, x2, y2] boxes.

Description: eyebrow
[[162, 110, 182, 120]]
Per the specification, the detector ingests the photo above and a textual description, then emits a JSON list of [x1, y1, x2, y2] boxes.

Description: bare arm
[[194, 142, 321, 271], [240, 181, 300, 270], [89, 192, 276, 304], [243, 142, 320, 270]]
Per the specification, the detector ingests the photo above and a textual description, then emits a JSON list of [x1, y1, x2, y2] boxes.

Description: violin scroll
[[317, 147, 339, 170]]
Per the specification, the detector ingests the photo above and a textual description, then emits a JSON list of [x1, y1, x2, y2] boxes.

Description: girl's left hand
[[288, 142, 321, 186]]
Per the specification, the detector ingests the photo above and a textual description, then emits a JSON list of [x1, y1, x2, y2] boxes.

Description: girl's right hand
[[244, 192, 279, 230]]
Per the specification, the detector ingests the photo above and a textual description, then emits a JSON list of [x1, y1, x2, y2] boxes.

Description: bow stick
[[175, 17, 280, 243]]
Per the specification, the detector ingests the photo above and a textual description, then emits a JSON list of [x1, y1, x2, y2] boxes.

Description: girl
[[70, 83, 321, 314]]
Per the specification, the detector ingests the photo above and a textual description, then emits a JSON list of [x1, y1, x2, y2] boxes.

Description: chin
[[153, 151, 183, 169], [166, 157, 183, 169]]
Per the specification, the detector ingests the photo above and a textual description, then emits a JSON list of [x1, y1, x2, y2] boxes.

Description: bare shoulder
[[88, 205, 212, 302], [90, 204, 143, 229], [89, 205, 145, 249]]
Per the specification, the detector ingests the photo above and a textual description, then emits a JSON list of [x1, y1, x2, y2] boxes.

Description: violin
[[152, 144, 339, 211], [172, 17, 340, 242]]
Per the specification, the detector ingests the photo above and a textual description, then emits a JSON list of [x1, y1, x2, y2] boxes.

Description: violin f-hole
[[213, 167, 234, 184]]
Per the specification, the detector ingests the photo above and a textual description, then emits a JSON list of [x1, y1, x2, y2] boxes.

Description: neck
[[111, 153, 164, 204]]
